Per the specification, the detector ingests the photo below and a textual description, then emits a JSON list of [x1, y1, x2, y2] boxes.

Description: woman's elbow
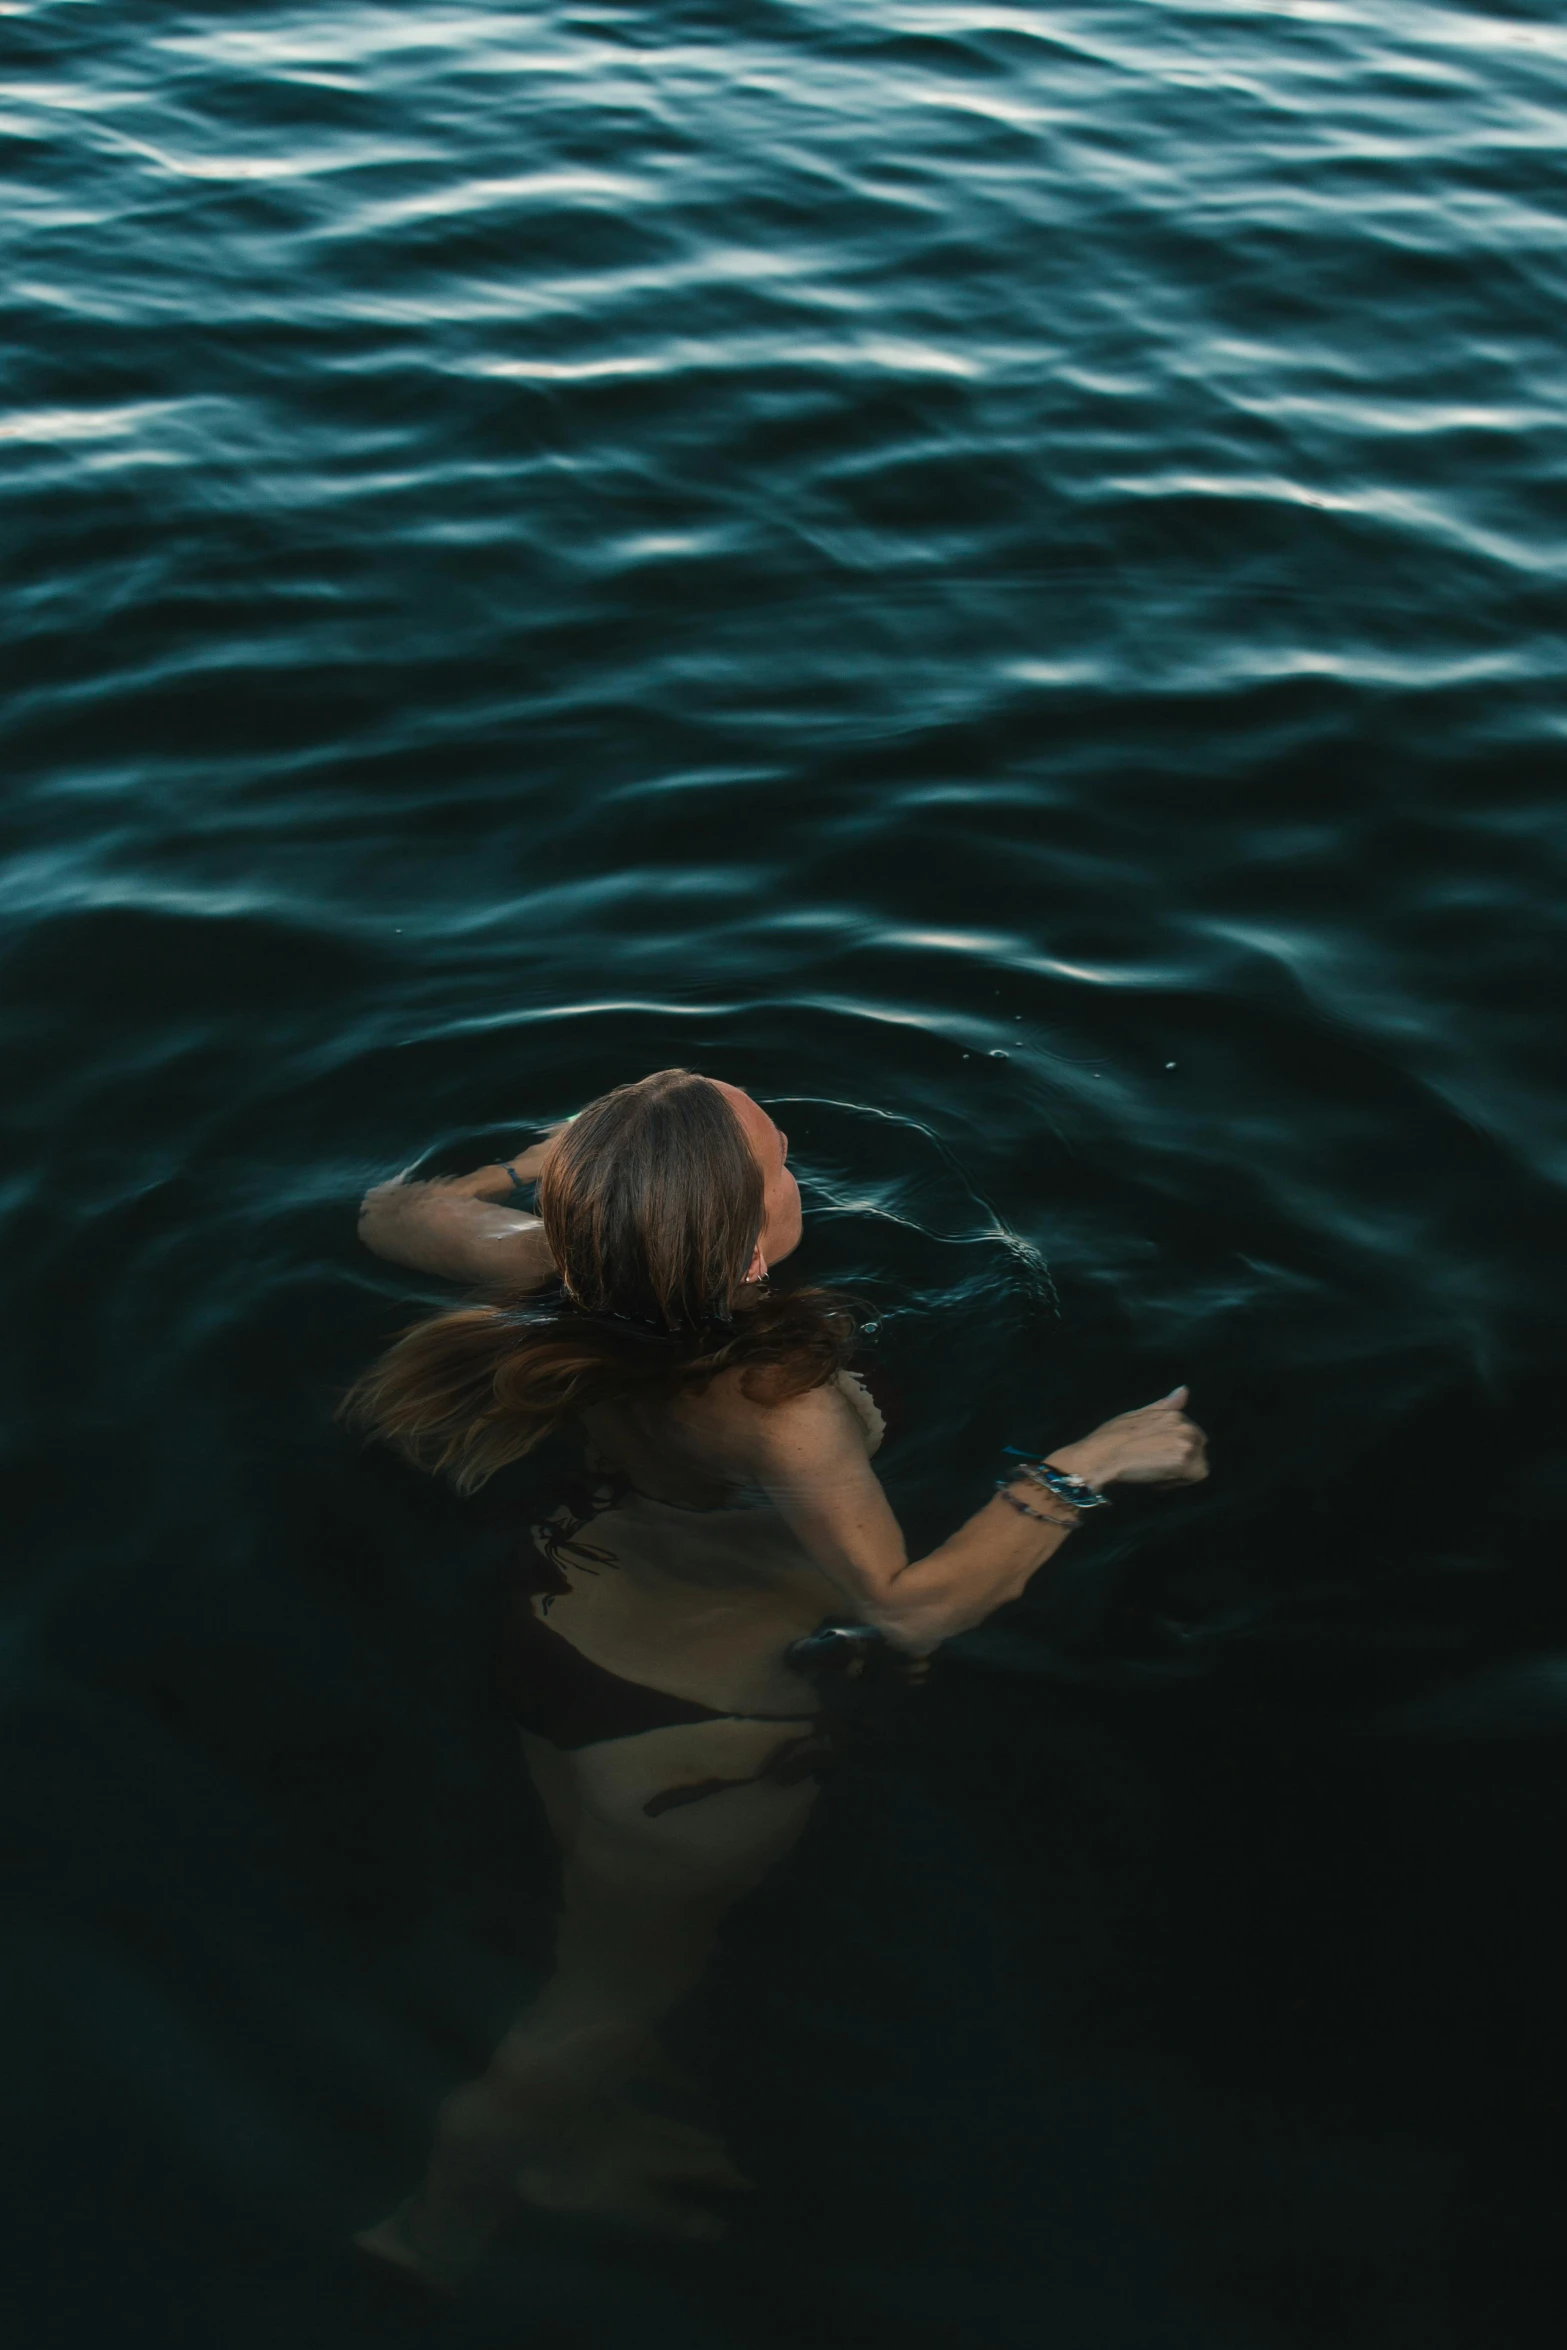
[[357, 1181, 408, 1259], [862, 1590, 951, 1658], [866, 1572, 1004, 1655]]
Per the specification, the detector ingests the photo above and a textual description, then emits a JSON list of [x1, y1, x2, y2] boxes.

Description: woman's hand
[[504, 1120, 572, 1185], [422, 1119, 572, 1208], [1047, 1387, 1208, 1491]]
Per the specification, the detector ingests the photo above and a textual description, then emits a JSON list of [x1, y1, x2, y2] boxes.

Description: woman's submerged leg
[[357, 1716, 821, 2283]]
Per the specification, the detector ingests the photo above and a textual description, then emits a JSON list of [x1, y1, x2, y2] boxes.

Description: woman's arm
[[358, 1142, 562, 1290], [743, 1382, 1207, 1654]]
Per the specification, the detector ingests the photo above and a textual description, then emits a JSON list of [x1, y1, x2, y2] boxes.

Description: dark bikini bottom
[[498, 1587, 828, 1815], [500, 1594, 729, 1750]]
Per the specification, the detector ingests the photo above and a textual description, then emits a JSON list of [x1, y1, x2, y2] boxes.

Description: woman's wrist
[[453, 1164, 530, 1203], [1041, 1439, 1112, 1492]]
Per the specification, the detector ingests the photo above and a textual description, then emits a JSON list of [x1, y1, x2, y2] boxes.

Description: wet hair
[[340, 1068, 857, 1494]]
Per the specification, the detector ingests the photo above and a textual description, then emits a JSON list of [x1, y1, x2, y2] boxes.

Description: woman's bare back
[[580, 1364, 884, 1512]]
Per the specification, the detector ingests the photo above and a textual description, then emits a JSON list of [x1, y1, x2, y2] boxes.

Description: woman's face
[[714, 1081, 802, 1269]]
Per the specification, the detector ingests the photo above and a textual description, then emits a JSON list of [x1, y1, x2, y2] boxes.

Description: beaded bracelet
[[504, 1163, 528, 1192], [994, 1478, 1081, 1531]]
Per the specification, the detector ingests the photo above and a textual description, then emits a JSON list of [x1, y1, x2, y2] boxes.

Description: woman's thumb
[[1163, 1383, 1189, 1407]]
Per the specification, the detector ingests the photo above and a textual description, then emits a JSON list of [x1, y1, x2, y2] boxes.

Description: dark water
[[5, 2, 1567, 2343]]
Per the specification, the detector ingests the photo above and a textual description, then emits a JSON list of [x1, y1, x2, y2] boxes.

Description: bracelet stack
[[995, 1449, 1111, 1532], [994, 1480, 1080, 1530]]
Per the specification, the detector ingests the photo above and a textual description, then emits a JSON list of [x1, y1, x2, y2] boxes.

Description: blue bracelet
[[1001, 1448, 1111, 1511], [504, 1162, 527, 1192]]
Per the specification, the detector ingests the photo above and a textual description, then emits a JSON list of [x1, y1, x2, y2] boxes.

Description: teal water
[[4, 4, 1566, 2344]]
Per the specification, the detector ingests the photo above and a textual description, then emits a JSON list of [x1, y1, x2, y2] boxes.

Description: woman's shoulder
[[689, 1364, 878, 1466], [831, 1366, 886, 1454]]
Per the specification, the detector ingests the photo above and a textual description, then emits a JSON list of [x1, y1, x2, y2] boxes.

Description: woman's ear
[[744, 1241, 768, 1285]]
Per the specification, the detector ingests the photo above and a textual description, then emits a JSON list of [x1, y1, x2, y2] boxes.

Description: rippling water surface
[[5, 3, 1566, 2343]]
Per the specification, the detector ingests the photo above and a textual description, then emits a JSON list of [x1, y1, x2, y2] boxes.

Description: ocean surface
[[4, 3, 1566, 2344]]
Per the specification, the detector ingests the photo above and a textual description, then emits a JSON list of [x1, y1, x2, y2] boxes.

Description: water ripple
[[3, 0, 1564, 1595]]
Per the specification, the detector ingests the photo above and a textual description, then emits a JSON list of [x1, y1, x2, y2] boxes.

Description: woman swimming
[[346, 1069, 1207, 2285]]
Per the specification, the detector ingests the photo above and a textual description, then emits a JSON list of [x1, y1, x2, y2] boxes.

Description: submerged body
[[362, 1370, 888, 2271]]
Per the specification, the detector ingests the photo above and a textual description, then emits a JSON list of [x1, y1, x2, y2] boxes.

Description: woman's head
[[343, 1068, 842, 1492], [536, 1069, 801, 1331]]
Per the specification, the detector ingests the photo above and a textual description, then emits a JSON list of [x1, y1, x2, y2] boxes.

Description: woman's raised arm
[[742, 1380, 1207, 1654], [358, 1159, 558, 1290]]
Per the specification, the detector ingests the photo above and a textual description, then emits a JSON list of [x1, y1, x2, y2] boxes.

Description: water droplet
[[1164, 1060, 1177, 1069], [990, 1048, 1009, 1061]]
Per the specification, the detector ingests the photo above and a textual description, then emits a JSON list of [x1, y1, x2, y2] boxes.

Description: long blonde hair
[[341, 1069, 857, 1493]]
